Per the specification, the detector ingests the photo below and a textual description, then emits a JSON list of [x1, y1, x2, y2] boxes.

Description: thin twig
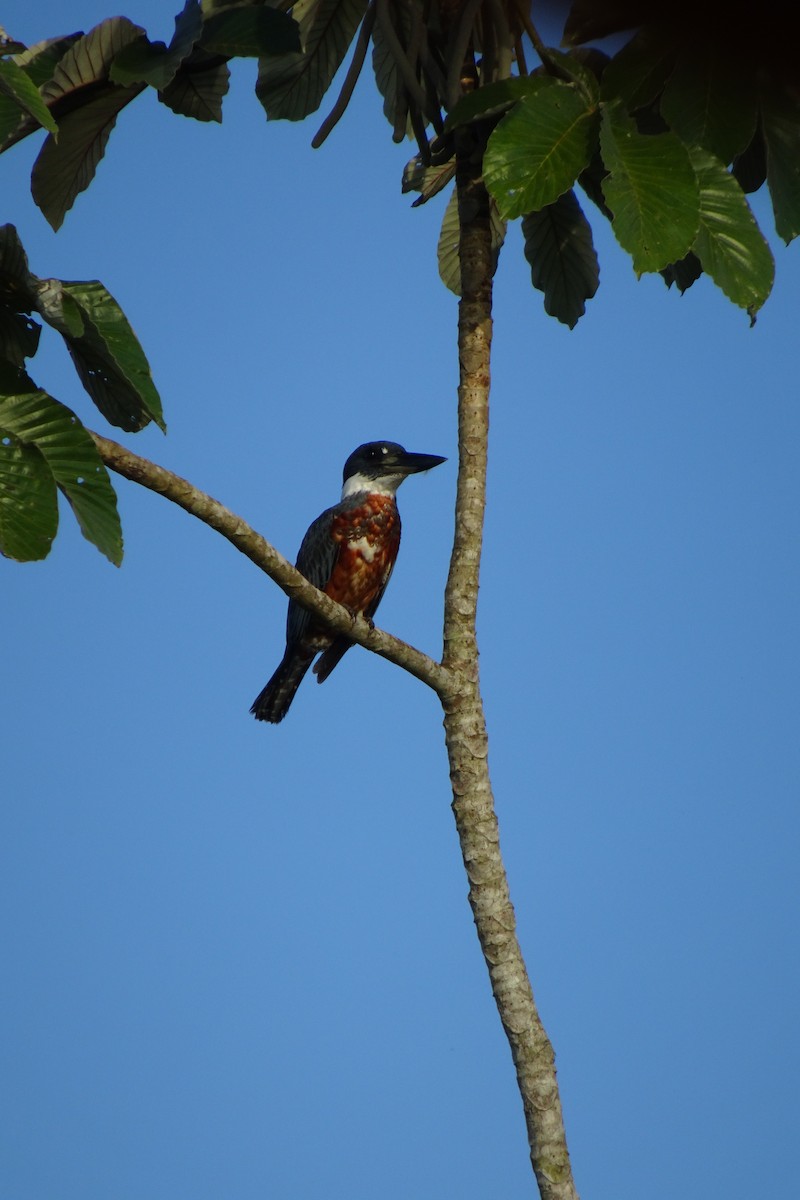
[[312, 1, 377, 148]]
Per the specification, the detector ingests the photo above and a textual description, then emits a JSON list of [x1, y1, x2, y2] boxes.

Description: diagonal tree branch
[[90, 430, 450, 693]]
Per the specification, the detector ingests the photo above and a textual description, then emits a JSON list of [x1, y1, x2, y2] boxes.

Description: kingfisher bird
[[251, 440, 446, 723]]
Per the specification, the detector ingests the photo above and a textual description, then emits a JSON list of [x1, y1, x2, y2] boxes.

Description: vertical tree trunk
[[441, 126, 579, 1200]]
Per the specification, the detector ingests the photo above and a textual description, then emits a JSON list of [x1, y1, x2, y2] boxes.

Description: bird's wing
[[286, 506, 340, 645]]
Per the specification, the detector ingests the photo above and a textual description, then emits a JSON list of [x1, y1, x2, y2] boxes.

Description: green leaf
[[484, 79, 599, 220], [600, 26, 679, 110], [522, 190, 599, 328], [0, 58, 58, 133], [599, 100, 699, 273], [437, 188, 506, 296], [0, 385, 122, 564], [0, 226, 41, 366], [159, 53, 230, 122], [201, 5, 300, 56], [0, 35, 80, 150], [34, 278, 85, 338], [661, 43, 757, 164], [371, 3, 413, 136], [28, 18, 147, 229], [761, 83, 800, 245], [444, 75, 549, 132], [688, 147, 773, 317], [543, 48, 600, 105], [40, 17, 145, 105], [110, 0, 203, 89], [55, 280, 165, 433], [256, 0, 368, 122], [402, 155, 455, 206], [31, 84, 143, 231], [0, 431, 57, 561]]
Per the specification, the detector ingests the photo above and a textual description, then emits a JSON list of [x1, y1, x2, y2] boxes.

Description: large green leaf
[[437, 188, 506, 296], [110, 0, 204, 90], [159, 52, 230, 122], [445, 76, 550, 132], [0, 58, 58, 134], [50, 280, 165, 432], [256, 0, 368, 122], [599, 100, 699, 273], [484, 79, 599, 220], [760, 83, 800, 245], [201, 5, 300, 56], [31, 84, 143, 231], [0, 383, 122, 564], [688, 148, 773, 318], [29, 18, 147, 229], [0, 36, 80, 151], [0, 432, 57, 561], [522, 190, 599, 328], [661, 43, 757, 164], [371, 1, 413, 136]]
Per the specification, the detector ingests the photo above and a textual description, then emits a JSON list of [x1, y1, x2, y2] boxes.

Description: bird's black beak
[[396, 450, 447, 475]]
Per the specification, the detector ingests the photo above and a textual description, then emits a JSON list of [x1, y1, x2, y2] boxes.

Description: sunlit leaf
[[689, 147, 773, 317], [55, 280, 165, 432], [0, 58, 58, 133], [522, 190, 599, 328], [0, 35, 80, 150], [445, 76, 549, 132], [0, 383, 122, 564], [599, 100, 699, 273], [484, 79, 599, 220], [256, 0, 368, 122], [0, 430, 57, 561]]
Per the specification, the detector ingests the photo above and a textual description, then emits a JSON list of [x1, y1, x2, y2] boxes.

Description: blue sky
[[3, 3, 799, 1198]]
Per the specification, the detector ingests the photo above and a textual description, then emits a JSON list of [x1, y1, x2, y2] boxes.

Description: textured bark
[[440, 129, 579, 1200], [90, 431, 448, 692]]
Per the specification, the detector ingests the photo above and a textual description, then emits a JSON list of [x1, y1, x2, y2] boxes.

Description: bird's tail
[[250, 649, 315, 723], [313, 637, 354, 684]]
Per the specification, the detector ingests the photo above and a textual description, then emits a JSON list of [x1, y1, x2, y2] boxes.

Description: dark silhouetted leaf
[[0, 430, 57, 561], [661, 43, 757, 164], [0, 383, 122, 564], [159, 53, 230, 122], [371, 2, 413, 135], [660, 252, 702, 293], [600, 100, 698, 273], [31, 84, 143, 231], [732, 127, 766, 194], [201, 4, 300, 56], [522, 190, 599, 328], [484, 79, 599, 220], [600, 26, 679, 111], [761, 83, 800, 245], [257, 0, 368, 122], [437, 188, 505, 296], [40, 17, 144, 105], [688, 147, 773, 316], [110, 0, 203, 89]]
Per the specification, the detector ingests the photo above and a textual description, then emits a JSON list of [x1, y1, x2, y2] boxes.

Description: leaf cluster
[[0, 225, 163, 563]]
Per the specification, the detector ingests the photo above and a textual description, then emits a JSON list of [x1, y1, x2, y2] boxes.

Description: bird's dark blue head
[[341, 441, 446, 498]]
